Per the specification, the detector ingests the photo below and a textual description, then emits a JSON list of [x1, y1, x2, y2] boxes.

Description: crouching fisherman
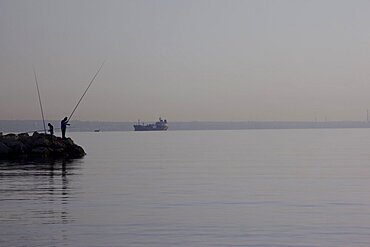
[[48, 123, 54, 136], [61, 117, 70, 139]]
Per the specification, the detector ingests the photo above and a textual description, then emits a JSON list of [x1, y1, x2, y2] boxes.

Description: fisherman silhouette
[[48, 123, 54, 136], [61, 117, 70, 139]]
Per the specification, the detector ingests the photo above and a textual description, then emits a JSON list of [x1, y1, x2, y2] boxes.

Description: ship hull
[[134, 125, 168, 131]]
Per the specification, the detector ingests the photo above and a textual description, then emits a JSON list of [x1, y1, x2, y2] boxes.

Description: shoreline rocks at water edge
[[0, 132, 85, 159]]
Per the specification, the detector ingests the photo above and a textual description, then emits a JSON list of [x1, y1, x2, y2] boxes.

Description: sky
[[1, 0, 370, 122]]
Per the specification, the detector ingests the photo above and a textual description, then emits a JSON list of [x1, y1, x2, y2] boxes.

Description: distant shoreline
[[1, 120, 370, 133]]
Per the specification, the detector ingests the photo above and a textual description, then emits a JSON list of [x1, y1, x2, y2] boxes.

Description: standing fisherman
[[60, 62, 104, 139], [61, 117, 70, 139]]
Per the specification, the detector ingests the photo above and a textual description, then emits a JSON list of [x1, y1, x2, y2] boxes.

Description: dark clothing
[[48, 124, 54, 136], [61, 118, 70, 139], [61, 128, 66, 139]]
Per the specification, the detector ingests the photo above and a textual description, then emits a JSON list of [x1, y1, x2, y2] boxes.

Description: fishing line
[[33, 67, 47, 134], [68, 61, 105, 121]]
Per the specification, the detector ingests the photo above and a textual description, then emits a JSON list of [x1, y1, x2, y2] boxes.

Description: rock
[[18, 132, 29, 138], [18, 133, 29, 142], [1, 133, 18, 142], [52, 148, 66, 157], [0, 132, 85, 159], [4, 140, 26, 154], [0, 142, 11, 156], [64, 142, 86, 158], [31, 135, 51, 148], [30, 147, 50, 157], [50, 140, 66, 150], [3, 133, 17, 139]]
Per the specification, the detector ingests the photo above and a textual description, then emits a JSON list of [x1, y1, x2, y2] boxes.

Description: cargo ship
[[134, 118, 168, 131]]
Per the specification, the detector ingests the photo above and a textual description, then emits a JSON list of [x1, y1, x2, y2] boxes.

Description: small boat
[[94, 129, 101, 132], [134, 118, 168, 131]]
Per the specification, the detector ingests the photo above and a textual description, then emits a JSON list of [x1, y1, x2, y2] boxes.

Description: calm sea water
[[2, 129, 370, 247]]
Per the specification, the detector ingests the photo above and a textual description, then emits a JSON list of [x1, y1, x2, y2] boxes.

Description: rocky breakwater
[[0, 132, 85, 159]]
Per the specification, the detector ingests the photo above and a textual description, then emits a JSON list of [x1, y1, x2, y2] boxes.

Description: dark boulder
[[0, 133, 85, 159], [30, 146, 51, 157], [5, 141, 26, 154], [2, 133, 17, 140], [0, 142, 11, 155]]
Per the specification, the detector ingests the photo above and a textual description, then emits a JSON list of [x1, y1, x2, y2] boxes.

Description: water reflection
[[0, 158, 81, 176], [0, 158, 82, 225]]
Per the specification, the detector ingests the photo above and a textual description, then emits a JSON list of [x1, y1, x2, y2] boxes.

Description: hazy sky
[[1, 0, 370, 122]]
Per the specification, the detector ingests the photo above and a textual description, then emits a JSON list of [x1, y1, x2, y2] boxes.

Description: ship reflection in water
[[134, 117, 168, 131]]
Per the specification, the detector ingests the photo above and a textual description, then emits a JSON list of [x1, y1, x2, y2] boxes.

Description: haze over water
[[2, 1, 370, 122], [2, 129, 370, 246], [2, 1, 370, 246]]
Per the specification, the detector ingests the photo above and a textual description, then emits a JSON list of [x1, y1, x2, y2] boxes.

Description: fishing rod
[[68, 61, 105, 121], [33, 67, 47, 134]]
